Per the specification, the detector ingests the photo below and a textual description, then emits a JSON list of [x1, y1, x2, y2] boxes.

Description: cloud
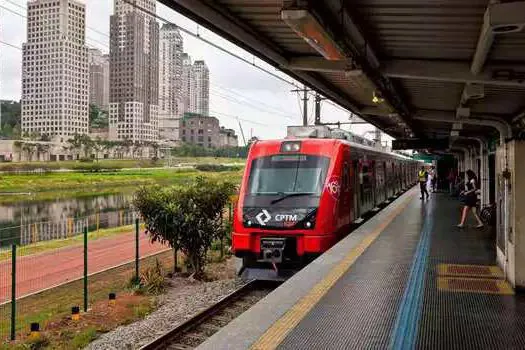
[[0, 0, 381, 141]]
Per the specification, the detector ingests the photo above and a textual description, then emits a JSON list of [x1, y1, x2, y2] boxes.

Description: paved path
[[0, 231, 168, 303]]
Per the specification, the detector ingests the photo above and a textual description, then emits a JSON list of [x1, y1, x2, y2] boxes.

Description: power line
[[0, 40, 22, 50], [1, 1, 110, 53], [118, 0, 298, 88], [3, 0, 111, 39], [211, 82, 297, 118], [209, 109, 285, 127], [210, 88, 297, 121], [0, 3, 24, 17]]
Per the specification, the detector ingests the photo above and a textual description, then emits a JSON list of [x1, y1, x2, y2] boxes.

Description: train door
[[339, 149, 352, 231], [360, 160, 374, 213], [375, 160, 385, 204], [353, 159, 360, 219], [391, 162, 396, 197]]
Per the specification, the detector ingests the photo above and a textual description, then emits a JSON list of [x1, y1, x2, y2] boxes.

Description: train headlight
[[246, 220, 252, 227], [281, 141, 301, 152], [305, 221, 312, 228]]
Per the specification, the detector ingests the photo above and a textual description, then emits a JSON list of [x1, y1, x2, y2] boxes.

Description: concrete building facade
[[180, 113, 219, 148], [21, 0, 89, 140], [219, 127, 239, 147], [158, 23, 183, 142], [109, 0, 159, 142], [180, 53, 192, 116], [189, 60, 209, 116], [88, 48, 109, 110]]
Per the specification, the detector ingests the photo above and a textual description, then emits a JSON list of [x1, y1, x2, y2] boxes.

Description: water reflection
[[0, 193, 137, 247]]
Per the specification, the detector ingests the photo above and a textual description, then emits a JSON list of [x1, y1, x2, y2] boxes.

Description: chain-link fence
[[0, 211, 172, 342], [0, 202, 234, 343]]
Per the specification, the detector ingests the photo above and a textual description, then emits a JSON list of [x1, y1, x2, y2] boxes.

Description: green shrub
[[140, 259, 166, 295], [195, 164, 242, 172], [133, 177, 235, 279]]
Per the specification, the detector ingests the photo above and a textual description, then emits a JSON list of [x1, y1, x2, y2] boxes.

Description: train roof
[[252, 138, 416, 162]]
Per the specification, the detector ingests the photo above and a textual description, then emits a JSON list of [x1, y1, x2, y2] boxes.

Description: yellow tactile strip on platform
[[437, 277, 514, 295], [437, 263, 504, 279]]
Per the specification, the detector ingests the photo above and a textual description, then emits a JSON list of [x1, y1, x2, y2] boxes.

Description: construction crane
[[238, 120, 247, 146]]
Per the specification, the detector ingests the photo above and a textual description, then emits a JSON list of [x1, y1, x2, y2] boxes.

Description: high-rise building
[[88, 48, 109, 110], [180, 53, 192, 115], [21, 0, 89, 140], [190, 60, 210, 116], [158, 24, 183, 142], [109, 0, 159, 142]]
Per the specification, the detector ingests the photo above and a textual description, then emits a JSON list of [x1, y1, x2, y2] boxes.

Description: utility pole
[[302, 87, 308, 126], [291, 85, 309, 126], [314, 93, 327, 125]]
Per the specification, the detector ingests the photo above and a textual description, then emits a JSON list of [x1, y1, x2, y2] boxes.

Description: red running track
[[0, 232, 168, 303]]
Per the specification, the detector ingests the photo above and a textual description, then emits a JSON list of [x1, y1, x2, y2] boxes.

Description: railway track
[[140, 280, 279, 350]]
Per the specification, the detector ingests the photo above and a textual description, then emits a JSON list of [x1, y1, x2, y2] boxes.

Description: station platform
[[198, 187, 525, 349]]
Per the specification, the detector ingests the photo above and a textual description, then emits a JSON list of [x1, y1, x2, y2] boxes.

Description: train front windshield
[[247, 154, 330, 200]]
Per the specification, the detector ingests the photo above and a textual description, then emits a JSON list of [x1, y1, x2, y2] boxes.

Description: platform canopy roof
[[161, 0, 525, 147]]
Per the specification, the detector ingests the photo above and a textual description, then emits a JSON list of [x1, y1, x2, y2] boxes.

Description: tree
[[89, 104, 108, 129], [92, 137, 106, 162], [67, 134, 83, 159], [133, 177, 235, 279], [36, 143, 50, 161], [0, 100, 21, 130], [132, 141, 143, 159], [81, 134, 94, 159], [122, 138, 133, 158], [21, 142, 37, 162], [66, 133, 93, 159]]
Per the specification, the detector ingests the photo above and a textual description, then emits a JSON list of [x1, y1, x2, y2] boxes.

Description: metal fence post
[[220, 208, 224, 259], [135, 218, 139, 280], [10, 244, 16, 341], [83, 226, 88, 312]]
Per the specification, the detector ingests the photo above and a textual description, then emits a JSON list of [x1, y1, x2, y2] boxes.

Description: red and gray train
[[231, 135, 420, 279]]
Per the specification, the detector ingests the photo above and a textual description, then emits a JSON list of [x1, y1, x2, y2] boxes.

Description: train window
[[247, 155, 330, 196], [361, 165, 371, 186]]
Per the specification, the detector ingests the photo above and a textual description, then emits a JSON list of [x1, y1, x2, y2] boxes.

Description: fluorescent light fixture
[[372, 91, 384, 104], [281, 9, 344, 60]]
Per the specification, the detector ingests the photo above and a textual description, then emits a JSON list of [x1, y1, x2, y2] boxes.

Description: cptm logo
[[326, 176, 341, 200], [256, 209, 271, 226]]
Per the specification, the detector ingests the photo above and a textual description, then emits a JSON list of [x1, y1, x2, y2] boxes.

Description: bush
[[195, 164, 242, 172], [140, 259, 166, 295], [133, 177, 235, 279]]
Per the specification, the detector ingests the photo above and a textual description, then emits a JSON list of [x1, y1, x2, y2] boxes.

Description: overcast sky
[[0, 0, 386, 142]]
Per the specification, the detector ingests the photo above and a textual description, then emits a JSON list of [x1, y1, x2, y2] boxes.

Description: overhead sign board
[[392, 138, 449, 150]]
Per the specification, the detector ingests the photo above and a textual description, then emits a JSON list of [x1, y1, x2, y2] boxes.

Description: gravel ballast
[[85, 277, 244, 350]]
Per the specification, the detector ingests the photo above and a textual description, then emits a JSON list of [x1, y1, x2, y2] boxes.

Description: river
[[0, 193, 137, 247]]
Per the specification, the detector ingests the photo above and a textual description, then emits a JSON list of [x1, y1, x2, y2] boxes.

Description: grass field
[[0, 157, 243, 172], [0, 167, 243, 204]]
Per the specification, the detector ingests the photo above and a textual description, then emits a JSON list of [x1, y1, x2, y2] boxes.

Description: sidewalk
[[0, 231, 168, 303]]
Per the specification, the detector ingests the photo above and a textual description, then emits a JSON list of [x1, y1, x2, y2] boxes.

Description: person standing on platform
[[418, 166, 429, 200], [430, 166, 437, 192], [447, 168, 456, 195], [457, 169, 484, 228]]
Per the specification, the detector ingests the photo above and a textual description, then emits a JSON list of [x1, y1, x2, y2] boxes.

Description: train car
[[232, 135, 419, 280]]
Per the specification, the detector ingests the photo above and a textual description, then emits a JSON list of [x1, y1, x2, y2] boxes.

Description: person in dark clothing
[[418, 166, 429, 200], [457, 169, 483, 228]]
